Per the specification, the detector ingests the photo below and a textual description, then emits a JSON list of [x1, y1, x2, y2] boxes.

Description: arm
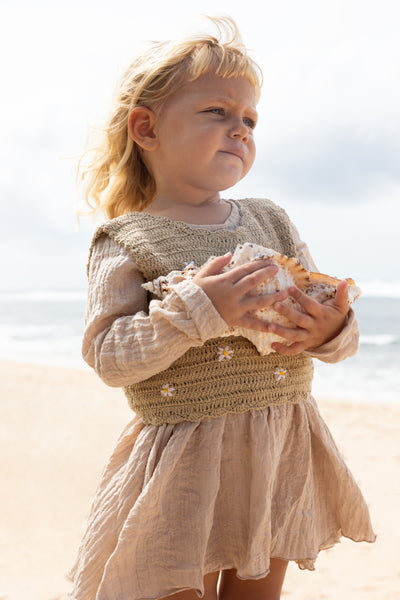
[[82, 235, 230, 387], [270, 223, 359, 363]]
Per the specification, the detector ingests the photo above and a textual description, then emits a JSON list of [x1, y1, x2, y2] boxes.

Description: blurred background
[[1, 0, 399, 401]]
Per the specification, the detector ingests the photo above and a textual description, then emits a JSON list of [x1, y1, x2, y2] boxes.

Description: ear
[[128, 106, 159, 151]]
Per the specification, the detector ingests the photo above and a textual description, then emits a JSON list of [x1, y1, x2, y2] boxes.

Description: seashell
[[223, 243, 361, 354], [142, 261, 200, 296], [142, 242, 361, 355]]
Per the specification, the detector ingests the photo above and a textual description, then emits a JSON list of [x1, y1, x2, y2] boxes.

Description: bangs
[[188, 44, 262, 99]]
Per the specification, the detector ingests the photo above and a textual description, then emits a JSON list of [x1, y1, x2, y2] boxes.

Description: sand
[[0, 359, 398, 600]]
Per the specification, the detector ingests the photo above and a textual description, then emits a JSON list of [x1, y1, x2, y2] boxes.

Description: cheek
[[246, 139, 256, 168]]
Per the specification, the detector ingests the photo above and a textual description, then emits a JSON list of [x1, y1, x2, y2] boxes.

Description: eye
[[243, 116, 256, 129], [207, 107, 225, 116]]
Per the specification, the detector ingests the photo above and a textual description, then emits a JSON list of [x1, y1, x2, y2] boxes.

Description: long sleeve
[[82, 235, 229, 387], [83, 219, 359, 388], [290, 223, 359, 363]]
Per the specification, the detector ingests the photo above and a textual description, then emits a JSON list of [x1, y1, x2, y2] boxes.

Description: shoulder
[[87, 233, 137, 280], [90, 231, 131, 259], [236, 198, 292, 223], [236, 197, 287, 213], [91, 211, 145, 242], [89, 210, 154, 250], [234, 198, 297, 257], [87, 213, 143, 277]]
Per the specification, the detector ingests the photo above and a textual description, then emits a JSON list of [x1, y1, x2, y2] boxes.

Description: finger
[[268, 321, 308, 343], [242, 289, 288, 311], [197, 252, 232, 276], [227, 259, 276, 286], [273, 300, 313, 329], [234, 265, 281, 294], [271, 341, 306, 355], [332, 280, 349, 312], [288, 286, 321, 317], [237, 313, 271, 332]]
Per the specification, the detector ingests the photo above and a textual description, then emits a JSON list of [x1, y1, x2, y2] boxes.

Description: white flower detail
[[274, 367, 287, 382], [161, 383, 175, 397], [217, 346, 234, 361]]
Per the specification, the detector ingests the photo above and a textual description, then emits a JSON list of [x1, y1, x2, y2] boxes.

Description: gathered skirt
[[68, 397, 376, 600]]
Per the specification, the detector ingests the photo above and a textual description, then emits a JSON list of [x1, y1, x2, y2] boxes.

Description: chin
[[217, 174, 244, 190]]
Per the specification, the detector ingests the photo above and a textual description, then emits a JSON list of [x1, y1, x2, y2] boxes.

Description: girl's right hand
[[192, 252, 288, 332]]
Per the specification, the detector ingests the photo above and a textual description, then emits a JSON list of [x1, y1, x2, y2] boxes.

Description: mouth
[[220, 149, 245, 162]]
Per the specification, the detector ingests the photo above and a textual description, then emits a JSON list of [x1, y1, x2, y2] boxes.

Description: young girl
[[69, 17, 375, 600]]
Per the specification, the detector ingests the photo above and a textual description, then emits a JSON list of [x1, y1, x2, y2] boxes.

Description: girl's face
[[146, 72, 258, 206]]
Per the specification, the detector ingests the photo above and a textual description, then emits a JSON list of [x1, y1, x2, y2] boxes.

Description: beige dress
[[69, 201, 376, 600]]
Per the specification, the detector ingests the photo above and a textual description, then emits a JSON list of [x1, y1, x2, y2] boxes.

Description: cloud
[[251, 127, 400, 204], [2, 0, 400, 290]]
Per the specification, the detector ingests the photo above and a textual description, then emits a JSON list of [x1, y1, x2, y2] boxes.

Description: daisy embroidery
[[274, 368, 287, 382], [217, 346, 234, 362], [161, 384, 175, 397]]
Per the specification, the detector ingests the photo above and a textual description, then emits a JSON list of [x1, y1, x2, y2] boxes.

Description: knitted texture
[[90, 198, 314, 425], [88, 198, 297, 278], [124, 337, 313, 425]]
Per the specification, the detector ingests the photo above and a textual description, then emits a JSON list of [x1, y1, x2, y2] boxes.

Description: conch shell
[[142, 242, 362, 355]]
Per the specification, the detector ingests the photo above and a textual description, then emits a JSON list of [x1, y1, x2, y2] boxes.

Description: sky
[[1, 0, 399, 292]]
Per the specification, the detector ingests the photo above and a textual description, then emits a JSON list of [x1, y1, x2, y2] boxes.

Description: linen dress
[[69, 200, 376, 600]]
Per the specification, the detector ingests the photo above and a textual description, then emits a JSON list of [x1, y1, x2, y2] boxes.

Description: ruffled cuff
[[168, 279, 230, 343]]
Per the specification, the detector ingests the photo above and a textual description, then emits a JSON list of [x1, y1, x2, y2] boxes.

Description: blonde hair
[[78, 16, 263, 219]]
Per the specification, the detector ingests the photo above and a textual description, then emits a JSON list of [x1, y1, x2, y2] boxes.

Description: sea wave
[[360, 334, 399, 346], [1, 280, 400, 302], [358, 280, 400, 299], [0, 323, 84, 368], [0, 290, 87, 302]]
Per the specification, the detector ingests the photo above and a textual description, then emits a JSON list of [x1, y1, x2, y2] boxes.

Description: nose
[[229, 118, 249, 142]]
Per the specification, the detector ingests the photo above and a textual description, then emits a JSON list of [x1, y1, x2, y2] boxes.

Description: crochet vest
[[89, 198, 314, 425]]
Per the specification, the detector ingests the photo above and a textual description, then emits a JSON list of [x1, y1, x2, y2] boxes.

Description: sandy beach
[[0, 359, 398, 600]]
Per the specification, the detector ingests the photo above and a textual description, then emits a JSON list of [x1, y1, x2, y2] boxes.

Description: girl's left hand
[[269, 280, 350, 355]]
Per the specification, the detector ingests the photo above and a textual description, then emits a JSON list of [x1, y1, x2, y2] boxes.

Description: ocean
[[0, 285, 399, 404]]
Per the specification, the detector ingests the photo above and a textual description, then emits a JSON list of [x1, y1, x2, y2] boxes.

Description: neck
[[144, 193, 232, 225]]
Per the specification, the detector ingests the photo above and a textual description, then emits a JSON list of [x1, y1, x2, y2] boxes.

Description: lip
[[220, 148, 245, 161]]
